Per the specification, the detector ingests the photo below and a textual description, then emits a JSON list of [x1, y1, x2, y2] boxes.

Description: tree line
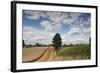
[[23, 33, 91, 50], [23, 40, 53, 48]]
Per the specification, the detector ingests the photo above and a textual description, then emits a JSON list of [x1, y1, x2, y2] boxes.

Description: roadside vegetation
[[56, 44, 91, 60]]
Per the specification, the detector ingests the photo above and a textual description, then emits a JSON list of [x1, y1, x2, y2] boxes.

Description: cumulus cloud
[[62, 34, 90, 44], [40, 20, 62, 32], [24, 10, 46, 20], [23, 26, 55, 45], [68, 27, 81, 34], [23, 10, 91, 44], [62, 13, 81, 25], [23, 26, 90, 45], [62, 27, 90, 44], [68, 27, 90, 35], [80, 17, 91, 27], [24, 11, 84, 32]]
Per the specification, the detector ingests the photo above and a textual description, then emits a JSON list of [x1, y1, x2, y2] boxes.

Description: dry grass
[[22, 47, 47, 62], [22, 46, 57, 63], [22, 45, 90, 63]]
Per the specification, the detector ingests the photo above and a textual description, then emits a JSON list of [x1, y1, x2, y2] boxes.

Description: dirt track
[[22, 46, 58, 63]]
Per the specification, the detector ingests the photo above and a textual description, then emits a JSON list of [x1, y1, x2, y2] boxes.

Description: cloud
[[46, 11, 64, 23], [80, 17, 91, 27], [40, 20, 62, 32], [23, 26, 55, 45], [68, 27, 81, 34], [62, 27, 90, 44], [24, 10, 46, 20], [24, 10, 83, 32], [40, 12, 82, 32], [68, 27, 90, 34], [23, 26, 90, 45], [62, 13, 81, 25], [23, 10, 91, 44], [62, 34, 90, 44]]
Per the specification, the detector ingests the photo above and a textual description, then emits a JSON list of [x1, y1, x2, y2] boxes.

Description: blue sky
[[22, 10, 91, 45]]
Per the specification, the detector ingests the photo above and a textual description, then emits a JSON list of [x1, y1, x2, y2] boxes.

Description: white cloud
[[23, 26, 55, 45], [62, 13, 81, 25], [24, 11, 83, 32], [40, 20, 54, 31], [68, 27, 81, 34], [46, 11, 63, 23], [84, 17, 91, 25], [62, 18, 75, 25], [23, 26, 90, 45], [62, 27, 90, 44], [67, 27, 90, 34], [62, 34, 90, 44], [80, 17, 91, 26], [40, 20, 62, 32], [24, 10, 46, 20], [23, 10, 91, 45]]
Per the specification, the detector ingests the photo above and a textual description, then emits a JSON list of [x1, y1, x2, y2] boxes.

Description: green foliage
[[23, 40, 25, 47], [52, 33, 62, 50], [57, 44, 91, 59], [63, 44, 67, 47], [70, 43, 73, 46], [89, 37, 91, 45]]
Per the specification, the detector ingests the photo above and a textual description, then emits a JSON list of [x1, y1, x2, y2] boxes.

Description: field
[[57, 44, 91, 60], [22, 47, 48, 62], [22, 44, 91, 63], [22, 46, 57, 63]]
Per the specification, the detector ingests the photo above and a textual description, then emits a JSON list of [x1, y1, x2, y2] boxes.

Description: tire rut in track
[[23, 47, 56, 63]]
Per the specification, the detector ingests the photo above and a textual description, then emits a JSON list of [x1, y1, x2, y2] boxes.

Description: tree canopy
[[52, 33, 62, 50]]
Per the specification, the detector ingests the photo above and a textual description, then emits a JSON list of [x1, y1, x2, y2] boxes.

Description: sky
[[22, 10, 91, 45]]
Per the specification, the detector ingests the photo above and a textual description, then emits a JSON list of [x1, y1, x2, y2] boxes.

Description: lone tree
[[52, 33, 62, 50]]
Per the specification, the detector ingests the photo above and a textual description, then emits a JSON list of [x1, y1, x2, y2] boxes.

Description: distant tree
[[48, 44, 53, 46], [23, 40, 25, 47], [70, 43, 73, 46], [63, 44, 67, 47], [89, 37, 91, 45], [29, 44, 32, 48], [35, 43, 41, 47], [52, 33, 62, 50], [32, 45, 35, 47]]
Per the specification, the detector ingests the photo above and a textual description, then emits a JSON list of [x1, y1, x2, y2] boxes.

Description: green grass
[[57, 44, 91, 60]]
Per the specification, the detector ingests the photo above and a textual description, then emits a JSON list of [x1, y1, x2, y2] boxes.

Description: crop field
[[22, 44, 91, 63], [56, 44, 91, 60]]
